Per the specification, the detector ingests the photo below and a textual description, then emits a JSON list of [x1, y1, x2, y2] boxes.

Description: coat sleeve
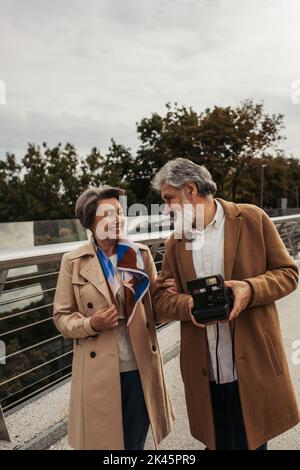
[[151, 244, 192, 323], [53, 253, 98, 338], [244, 211, 299, 307], [143, 245, 158, 290], [142, 246, 159, 322]]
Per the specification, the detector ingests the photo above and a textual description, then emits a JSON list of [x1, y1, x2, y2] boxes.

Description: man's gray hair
[[152, 158, 217, 196], [75, 186, 125, 229]]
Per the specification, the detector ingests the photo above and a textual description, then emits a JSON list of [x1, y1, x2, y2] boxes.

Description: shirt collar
[[207, 199, 224, 230], [187, 199, 224, 240]]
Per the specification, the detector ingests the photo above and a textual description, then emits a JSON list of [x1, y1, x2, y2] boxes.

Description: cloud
[[0, 0, 300, 159]]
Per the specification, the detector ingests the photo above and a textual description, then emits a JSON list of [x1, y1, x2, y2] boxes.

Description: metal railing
[[0, 215, 300, 414], [272, 214, 300, 258], [0, 231, 169, 413]]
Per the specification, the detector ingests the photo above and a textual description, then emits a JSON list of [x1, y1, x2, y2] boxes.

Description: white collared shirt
[[192, 199, 237, 384]]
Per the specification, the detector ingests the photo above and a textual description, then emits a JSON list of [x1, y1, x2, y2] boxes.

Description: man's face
[[161, 183, 189, 214], [161, 182, 204, 235]]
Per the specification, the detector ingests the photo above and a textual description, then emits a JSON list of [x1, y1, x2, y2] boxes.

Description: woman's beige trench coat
[[53, 240, 175, 450]]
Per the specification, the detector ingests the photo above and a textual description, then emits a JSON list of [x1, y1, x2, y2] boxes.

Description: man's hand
[[162, 278, 179, 294], [163, 280, 214, 328], [90, 304, 118, 332], [224, 280, 252, 321]]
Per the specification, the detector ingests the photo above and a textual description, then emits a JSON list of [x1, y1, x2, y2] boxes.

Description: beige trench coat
[[53, 241, 175, 450], [152, 198, 300, 450]]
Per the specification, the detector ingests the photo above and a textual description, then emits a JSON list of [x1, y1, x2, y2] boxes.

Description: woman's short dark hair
[[75, 186, 126, 229]]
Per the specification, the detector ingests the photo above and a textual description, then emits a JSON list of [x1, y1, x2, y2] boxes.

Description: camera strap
[[216, 324, 220, 384], [231, 321, 236, 380]]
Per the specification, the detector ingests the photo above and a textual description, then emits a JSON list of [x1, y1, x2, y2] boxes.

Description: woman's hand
[[90, 304, 118, 332], [163, 278, 179, 294]]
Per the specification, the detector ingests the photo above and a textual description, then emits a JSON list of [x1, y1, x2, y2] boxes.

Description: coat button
[[87, 302, 93, 309], [202, 368, 207, 376], [90, 351, 96, 358], [152, 345, 157, 352]]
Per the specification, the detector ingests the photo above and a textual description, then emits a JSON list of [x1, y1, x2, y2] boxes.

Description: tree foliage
[[0, 100, 299, 222]]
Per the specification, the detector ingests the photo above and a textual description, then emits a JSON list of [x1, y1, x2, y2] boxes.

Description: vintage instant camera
[[187, 274, 234, 324]]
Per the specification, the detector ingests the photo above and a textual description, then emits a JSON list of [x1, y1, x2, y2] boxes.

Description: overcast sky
[[0, 0, 300, 160]]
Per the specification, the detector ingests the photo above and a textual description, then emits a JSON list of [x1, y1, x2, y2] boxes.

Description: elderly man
[[152, 158, 299, 450]]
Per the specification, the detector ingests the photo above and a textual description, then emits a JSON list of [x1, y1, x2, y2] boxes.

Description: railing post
[[0, 404, 10, 442]]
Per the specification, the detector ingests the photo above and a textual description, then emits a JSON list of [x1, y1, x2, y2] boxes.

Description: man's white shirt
[[191, 199, 237, 384]]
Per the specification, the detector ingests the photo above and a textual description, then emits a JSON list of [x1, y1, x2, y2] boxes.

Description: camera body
[[187, 274, 234, 324]]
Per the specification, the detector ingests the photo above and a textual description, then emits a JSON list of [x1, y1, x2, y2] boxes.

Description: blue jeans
[[120, 369, 150, 450], [210, 380, 267, 450]]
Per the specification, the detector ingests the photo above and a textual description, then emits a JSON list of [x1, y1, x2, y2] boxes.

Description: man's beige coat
[[152, 198, 299, 450]]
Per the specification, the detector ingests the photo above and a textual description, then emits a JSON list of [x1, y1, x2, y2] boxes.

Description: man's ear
[[184, 182, 198, 201]]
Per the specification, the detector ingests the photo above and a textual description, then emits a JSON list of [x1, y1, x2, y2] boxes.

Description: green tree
[[21, 143, 82, 220], [133, 100, 285, 204], [80, 147, 104, 189], [0, 153, 22, 221], [0, 100, 297, 222], [100, 139, 136, 205]]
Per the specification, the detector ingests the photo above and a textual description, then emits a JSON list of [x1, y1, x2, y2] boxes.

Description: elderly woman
[[53, 186, 175, 450]]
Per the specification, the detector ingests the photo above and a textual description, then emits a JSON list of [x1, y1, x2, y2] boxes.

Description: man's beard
[[173, 196, 204, 239]]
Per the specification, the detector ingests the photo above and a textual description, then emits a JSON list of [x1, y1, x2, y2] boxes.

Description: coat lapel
[[216, 199, 242, 336], [79, 255, 113, 306], [216, 198, 242, 281], [223, 216, 242, 281], [176, 238, 197, 293], [69, 240, 113, 305]]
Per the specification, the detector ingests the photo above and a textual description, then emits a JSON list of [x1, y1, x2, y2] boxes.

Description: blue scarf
[[94, 238, 150, 326]]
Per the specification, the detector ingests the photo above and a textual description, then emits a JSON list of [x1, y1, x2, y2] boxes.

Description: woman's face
[[92, 197, 124, 241]]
